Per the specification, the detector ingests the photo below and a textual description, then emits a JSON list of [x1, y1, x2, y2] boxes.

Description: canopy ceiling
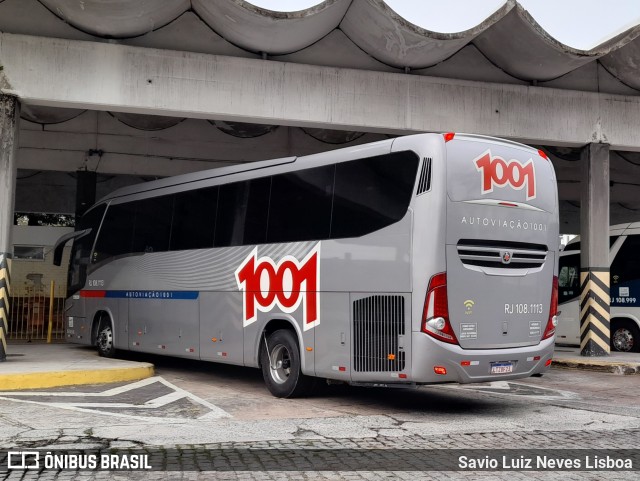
[[0, 0, 639, 95]]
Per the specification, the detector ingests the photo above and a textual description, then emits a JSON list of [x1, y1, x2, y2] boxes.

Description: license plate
[[490, 362, 514, 374]]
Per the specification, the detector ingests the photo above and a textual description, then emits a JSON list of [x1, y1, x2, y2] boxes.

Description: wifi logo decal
[[463, 299, 475, 315]]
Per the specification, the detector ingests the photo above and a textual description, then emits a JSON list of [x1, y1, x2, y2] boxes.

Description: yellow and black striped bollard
[[580, 268, 610, 356], [0, 253, 9, 361]]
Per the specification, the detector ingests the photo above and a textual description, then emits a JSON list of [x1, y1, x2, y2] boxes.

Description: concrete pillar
[[75, 170, 97, 218], [579, 143, 610, 357], [0, 94, 20, 361]]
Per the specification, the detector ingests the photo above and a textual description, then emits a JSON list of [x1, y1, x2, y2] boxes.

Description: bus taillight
[[542, 276, 559, 340], [421, 272, 459, 345]]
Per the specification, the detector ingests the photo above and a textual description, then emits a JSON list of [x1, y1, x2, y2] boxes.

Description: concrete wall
[[10, 225, 72, 297]]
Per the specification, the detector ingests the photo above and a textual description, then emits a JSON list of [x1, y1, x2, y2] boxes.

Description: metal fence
[[8, 283, 66, 341]]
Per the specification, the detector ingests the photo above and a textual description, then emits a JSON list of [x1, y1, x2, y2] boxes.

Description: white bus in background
[[54, 132, 560, 397], [557, 223, 640, 352]]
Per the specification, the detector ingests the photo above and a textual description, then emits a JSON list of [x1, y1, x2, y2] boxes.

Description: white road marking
[[0, 397, 181, 422], [0, 376, 230, 421], [156, 377, 229, 417], [437, 381, 581, 400]]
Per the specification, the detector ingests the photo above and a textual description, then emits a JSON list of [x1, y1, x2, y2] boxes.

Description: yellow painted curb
[[0, 364, 154, 391]]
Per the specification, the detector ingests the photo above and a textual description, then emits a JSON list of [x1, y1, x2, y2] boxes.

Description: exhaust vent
[[353, 295, 406, 372], [416, 158, 432, 195]]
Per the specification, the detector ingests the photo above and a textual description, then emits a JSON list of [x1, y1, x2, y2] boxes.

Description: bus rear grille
[[353, 295, 406, 372], [457, 240, 548, 269]]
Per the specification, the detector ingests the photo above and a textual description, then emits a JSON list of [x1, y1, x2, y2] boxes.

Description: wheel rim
[[98, 327, 113, 353], [612, 327, 634, 352], [269, 344, 291, 384]]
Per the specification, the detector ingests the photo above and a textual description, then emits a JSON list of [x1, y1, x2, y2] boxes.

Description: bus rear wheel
[[611, 319, 640, 353], [96, 318, 116, 358], [260, 329, 315, 398]]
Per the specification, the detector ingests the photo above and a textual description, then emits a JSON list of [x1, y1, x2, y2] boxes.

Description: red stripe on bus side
[[80, 290, 107, 298]]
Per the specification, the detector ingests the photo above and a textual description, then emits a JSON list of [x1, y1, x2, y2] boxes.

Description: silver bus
[[54, 133, 560, 397]]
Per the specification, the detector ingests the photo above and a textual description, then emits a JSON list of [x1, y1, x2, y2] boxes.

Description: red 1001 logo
[[235, 244, 320, 330], [474, 150, 536, 200]]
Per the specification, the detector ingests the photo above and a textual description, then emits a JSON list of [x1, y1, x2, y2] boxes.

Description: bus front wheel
[[260, 329, 315, 398], [96, 318, 116, 358]]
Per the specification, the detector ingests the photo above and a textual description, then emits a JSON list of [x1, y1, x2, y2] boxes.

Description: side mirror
[[52, 229, 91, 266]]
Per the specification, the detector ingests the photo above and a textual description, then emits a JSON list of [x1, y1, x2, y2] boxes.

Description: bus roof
[[95, 155, 297, 204], [449, 133, 541, 155], [93, 132, 541, 206], [566, 223, 640, 244], [95, 135, 400, 204]]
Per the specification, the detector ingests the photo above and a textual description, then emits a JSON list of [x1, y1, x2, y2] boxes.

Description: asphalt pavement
[[0, 342, 638, 391], [1, 342, 639, 480]]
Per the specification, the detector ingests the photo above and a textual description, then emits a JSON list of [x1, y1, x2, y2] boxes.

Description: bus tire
[[96, 317, 116, 358], [260, 329, 315, 398], [611, 319, 640, 353]]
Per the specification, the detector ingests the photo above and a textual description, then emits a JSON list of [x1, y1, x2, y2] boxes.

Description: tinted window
[[268, 165, 334, 243], [68, 204, 106, 295], [216, 178, 271, 247], [558, 253, 580, 304], [93, 203, 135, 264], [132, 196, 173, 254], [331, 151, 419, 238], [611, 235, 640, 285], [170, 187, 218, 251]]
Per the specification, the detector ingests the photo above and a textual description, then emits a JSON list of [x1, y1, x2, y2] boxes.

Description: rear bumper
[[410, 331, 554, 383]]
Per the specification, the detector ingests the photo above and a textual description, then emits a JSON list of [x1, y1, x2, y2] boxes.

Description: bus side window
[[132, 195, 173, 254], [611, 235, 640, 286], [216, 178, 270, 247], [558, 253, 580, 304], [170, 187, 218, 251], [331, 151, 419, 238], [267, 165, 334, 243]]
